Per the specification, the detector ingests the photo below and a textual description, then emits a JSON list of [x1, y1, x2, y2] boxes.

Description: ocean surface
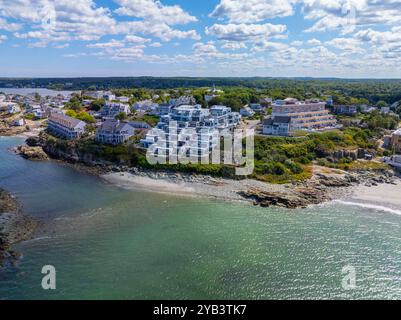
[[1, 136, 401, 300]]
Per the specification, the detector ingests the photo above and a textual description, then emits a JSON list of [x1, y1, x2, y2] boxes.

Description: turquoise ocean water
[[1, 136, 401, 300]]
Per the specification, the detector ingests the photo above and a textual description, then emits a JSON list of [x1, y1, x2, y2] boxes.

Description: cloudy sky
[[0, 0, 400, 78]]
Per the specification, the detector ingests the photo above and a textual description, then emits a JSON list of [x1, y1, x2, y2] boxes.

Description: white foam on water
[[23, 236, 53, 243], [335, 200, 401, 216]]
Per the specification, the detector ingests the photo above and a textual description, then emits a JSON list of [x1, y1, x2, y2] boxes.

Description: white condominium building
[[141, 104, 241, 161], [270, 98, 337, 133]]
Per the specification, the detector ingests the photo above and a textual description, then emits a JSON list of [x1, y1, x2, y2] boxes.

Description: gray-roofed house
[[95, 120, 135, 145], [263, 116, 292, 136], [48, 113, 86, 139]]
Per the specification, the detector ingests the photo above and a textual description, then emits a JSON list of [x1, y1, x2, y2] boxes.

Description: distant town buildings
[[0, 102, 21, 114], [133, 100, 158, 113], [12, 118, 25, 127], [332, 105, 358, 116], [249, 103, 264, 113], [100, 102, 131, 119], [47, 113, 86, 139], [85, 90, 116, 101], [170, 96, 196, 107], [240, 106, 255, 117]]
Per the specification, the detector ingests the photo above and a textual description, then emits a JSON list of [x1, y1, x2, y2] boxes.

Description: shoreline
[[102, 170, 401, 214], [5, 132, 401, 210], [0, 189, 37, 268], [99, 167, 360, 208]]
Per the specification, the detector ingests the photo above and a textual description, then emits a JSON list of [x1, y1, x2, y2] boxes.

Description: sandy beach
[[102, 171, 292, 203], [339, 180, 401, 215], [102, 168, 401, 211]]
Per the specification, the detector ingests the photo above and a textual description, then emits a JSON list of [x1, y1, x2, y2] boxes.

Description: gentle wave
[[335, 200, 401, 216], [23, 236, 53, 243]]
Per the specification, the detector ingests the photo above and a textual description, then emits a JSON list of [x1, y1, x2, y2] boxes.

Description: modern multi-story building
[[263, 98, 337, 136], [95, 120, 135, 145], [141, 104, 241, 161], [48, 113, 86, 139]]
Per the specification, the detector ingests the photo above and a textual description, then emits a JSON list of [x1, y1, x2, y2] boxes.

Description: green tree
[[89, 99, 105, 111], [115, 112, 128, 121]]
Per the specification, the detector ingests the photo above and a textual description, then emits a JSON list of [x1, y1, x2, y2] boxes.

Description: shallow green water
[[1, 136, 401, 299]]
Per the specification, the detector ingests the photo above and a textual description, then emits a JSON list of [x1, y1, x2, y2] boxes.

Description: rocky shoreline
[[102, 164, 398, 209], [0, 189, 37, 268], [13, 134, 400, 209]]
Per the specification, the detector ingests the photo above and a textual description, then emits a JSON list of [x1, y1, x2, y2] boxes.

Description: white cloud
[[114, 0, 197, 25], [54, 43, 70, 49], [206, 23, 287, 42], [0, 34, 7, 43], [221, 41, 247, 50], [125, 35, 151, 44], [149, 42, 162, 47], [251, 41, 288, 52], [325, 37, 364, 54], [302, 0, 401, 32], [210, 0, 297, 23], [307, 38, 322, 46], [1, 0, 116, 44], [192, 41, 249, 60], [0, 17, 21, 32], [87, 39, 125, 49], [0, 0, 199, 47], [291, 40, 303, 46], [116, 21, 200, 41]]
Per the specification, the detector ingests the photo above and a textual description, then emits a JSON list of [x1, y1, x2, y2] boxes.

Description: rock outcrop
[[239, 185, 330, 209], [15, 145, 49, 161], [0, 189, 37, 268]]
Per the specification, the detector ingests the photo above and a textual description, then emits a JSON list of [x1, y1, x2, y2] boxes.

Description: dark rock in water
[[0, 189, 37, 267], [238, 187, 326, 209], [15, 145, 49, 161]]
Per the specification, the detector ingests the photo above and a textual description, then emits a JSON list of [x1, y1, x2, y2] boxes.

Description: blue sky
[[0, 0, 400, 78]]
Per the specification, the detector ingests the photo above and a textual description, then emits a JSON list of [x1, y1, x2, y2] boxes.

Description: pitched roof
[[98, 120, 133, 134], [49, 113, 85, 129], [264, 116, 291, 125]]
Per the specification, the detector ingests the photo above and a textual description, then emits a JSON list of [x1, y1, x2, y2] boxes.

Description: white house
[[240, 106, 255, 117], [249, 104, 264, 113], [263, 116, 292, 136], [95, 120, 135, 145], [133, 100, 159, 113], [12, 118, 25, 127], [117, 96, 130, 103], [0, 102, 21, 114]]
